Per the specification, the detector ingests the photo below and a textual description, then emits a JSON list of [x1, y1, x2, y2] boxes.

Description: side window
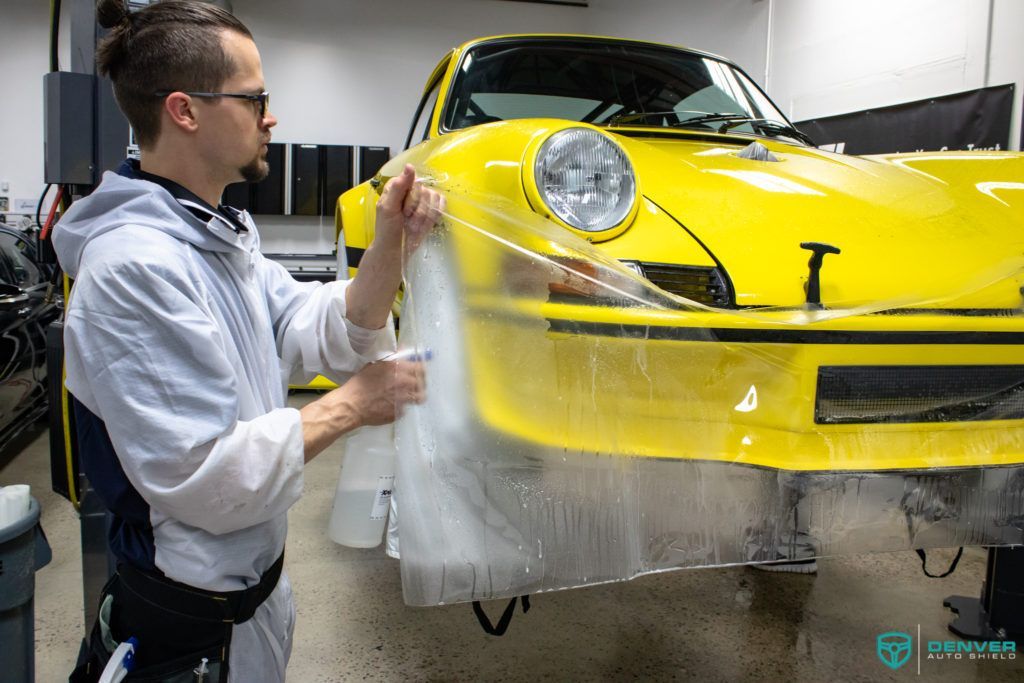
[[405, 80, 442, 149]]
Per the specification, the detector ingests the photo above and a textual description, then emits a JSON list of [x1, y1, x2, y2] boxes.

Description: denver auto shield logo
[[877, 631, 913, 670]]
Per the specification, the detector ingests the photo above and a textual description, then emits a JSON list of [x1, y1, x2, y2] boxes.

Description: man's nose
[[262, 112, 278, 129]]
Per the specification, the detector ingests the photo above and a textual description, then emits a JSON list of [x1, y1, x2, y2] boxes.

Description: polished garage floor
[[3, 393, 1021, 682]]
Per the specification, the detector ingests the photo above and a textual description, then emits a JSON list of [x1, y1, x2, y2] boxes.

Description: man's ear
[[163, 93, 200, 133]]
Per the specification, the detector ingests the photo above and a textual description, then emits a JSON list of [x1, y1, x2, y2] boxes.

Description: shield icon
[[877, 631, 913, 670]]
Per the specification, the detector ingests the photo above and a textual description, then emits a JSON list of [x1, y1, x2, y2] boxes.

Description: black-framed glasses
[[154, 91, 270, 119]]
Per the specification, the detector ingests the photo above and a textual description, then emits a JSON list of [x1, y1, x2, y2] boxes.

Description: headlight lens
[[534, 128, 636, 232]]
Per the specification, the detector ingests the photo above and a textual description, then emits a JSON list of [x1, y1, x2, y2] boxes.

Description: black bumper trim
[[547, 319, 1024, 345]]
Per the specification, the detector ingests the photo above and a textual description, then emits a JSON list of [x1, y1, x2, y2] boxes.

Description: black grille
[[638, 262, 732, 307], [815, 365, 1024, 424]]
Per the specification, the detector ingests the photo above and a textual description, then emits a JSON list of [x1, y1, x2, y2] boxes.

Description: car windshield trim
[[405, 75, 444, 149]]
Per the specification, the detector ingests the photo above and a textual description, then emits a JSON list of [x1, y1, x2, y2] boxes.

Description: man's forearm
[[344, 164, 444, 329], [300, 391, 363, 463], [343, 235, 403, 330]]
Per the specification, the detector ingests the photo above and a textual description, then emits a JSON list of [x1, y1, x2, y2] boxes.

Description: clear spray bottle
[[327, 422, 396, 548]]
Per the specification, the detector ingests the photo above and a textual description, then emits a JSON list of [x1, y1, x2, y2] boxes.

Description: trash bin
[[0, 496, 53, 683]]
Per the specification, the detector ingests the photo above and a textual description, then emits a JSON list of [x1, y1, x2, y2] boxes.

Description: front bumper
[[393, 217, 1024, 606], [463, 299, 1024, 472]]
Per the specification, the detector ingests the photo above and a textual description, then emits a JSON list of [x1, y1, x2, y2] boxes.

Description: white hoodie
[[54, 169, 394, 680]]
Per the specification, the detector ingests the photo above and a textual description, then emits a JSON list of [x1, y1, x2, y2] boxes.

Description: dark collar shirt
[[116, 158, 249, 234]]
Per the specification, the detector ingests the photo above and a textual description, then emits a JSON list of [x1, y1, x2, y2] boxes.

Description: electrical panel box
[[44, 72, 95, 185], [358, 146, 391, 184]]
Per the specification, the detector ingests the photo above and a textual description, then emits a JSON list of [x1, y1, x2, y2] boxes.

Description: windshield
[[443, 40, 802, 143]]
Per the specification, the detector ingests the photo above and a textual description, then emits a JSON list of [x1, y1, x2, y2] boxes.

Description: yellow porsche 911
[[338, 34, 1024, 603]]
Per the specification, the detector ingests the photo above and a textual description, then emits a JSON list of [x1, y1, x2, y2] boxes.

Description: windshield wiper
[[605, 110, 682, 127], [714, 117, 816, 146], [743, 120, 817, 147], [668, 112, 749, 128], [605, 109, 742, 127]]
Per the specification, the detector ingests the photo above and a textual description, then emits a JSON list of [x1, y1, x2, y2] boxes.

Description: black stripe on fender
[[346, 246, 365, 268], [546, 319, 1024, 345]]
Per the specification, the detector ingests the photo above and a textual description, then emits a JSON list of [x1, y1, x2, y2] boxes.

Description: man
[[57, 2, 442, 680]]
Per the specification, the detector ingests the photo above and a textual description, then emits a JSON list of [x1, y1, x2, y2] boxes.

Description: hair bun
[[96, 0, 131, 30]]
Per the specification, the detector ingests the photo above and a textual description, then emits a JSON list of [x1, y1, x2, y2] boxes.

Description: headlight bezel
[[524, 126, 639, 241]]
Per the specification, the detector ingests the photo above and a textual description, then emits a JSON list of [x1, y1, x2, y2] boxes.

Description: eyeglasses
[[154, 91, 271, 119]]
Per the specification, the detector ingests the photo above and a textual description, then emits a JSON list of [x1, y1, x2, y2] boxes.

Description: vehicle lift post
[[944, 546, 1024, 644]]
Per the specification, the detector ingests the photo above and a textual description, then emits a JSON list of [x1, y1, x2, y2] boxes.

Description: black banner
[[795, 84, 1014, 155]]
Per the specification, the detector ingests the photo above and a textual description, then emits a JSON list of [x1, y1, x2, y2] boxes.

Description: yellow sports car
[[337, 35, 1024, 604]]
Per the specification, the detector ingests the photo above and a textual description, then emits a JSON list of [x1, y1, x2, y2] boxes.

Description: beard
[[240, 154, 269, 183]]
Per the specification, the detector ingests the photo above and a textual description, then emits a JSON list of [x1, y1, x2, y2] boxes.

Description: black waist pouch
[[70, 553, 283, 682]]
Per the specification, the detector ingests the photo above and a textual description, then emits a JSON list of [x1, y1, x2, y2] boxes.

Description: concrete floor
[[3, 393, 1022, 682]]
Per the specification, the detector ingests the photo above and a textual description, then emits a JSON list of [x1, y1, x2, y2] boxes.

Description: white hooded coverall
[[53, 168, 395, 681]]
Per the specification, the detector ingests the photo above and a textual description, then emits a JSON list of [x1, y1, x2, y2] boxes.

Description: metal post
[[77, 480, 113, 631], [944, 546, 1024, 643]]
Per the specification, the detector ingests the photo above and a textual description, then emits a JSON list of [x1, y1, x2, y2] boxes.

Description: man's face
[[199, 30, 278, 185]]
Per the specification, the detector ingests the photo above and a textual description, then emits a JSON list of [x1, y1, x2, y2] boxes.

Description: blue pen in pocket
[[97, 636, 138, 683]]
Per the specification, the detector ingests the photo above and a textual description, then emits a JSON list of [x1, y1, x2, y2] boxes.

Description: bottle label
[[370, 475, 395, 520]]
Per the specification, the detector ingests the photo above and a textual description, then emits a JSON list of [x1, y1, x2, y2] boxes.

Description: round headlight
[[534, 128, 636, 232]]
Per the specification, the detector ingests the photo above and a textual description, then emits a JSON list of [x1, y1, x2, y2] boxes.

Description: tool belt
[[70, 552, 284, 682], [117, 551, 284, 626]]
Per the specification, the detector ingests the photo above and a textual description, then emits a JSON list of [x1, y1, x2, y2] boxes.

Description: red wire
[[39, 185, 64, 241]]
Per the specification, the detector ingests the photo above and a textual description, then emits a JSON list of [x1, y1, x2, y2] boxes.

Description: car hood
[[615, 134, 1024, 308]]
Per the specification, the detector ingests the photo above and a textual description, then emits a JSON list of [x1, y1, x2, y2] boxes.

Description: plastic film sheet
[[388, 184, 1024, 607]]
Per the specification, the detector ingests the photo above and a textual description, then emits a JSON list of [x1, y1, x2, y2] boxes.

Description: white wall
[[0, 1, 70, 221], [987, 0, 1024, 148], [767, 0, 1023, 147]]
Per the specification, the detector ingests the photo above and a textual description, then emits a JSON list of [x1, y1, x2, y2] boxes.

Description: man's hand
[[344, 163, 446, 331], [337, 358, 425, 426], [300, 359, 425, 462], [375, 163, 446, 251]]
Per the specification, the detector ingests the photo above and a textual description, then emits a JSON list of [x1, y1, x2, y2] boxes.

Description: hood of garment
[[53, 170, 256, 279]]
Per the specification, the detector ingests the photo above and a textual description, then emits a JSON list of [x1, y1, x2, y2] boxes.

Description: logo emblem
[[877, 631, 913, 670]]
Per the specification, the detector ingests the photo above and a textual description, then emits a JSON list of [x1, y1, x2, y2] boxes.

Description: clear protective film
[[389, 181, 1024, 607]]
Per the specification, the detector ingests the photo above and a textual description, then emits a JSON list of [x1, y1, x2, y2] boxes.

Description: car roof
[[452, 33, 735, 67], [417, 33, 746, 121]]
